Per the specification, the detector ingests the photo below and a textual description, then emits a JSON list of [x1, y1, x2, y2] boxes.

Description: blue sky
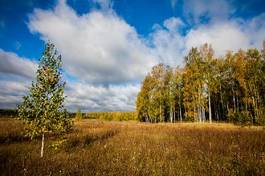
[[0, 0, 265, 111]]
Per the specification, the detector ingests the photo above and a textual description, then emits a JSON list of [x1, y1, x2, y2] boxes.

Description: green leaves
[[136, 64, 178, 122], [18, 42, 72, 138]]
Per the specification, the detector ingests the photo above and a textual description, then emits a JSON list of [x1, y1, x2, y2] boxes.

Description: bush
[[228, 109, 252, 125], [255, 108, 265, 125]]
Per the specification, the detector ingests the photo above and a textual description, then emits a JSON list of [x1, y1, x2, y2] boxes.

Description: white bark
[[170, 106, 173, 123], [179, 94, 182, 122], [209, 91, 212, 123], [173, 108, 175, 122], [41, 133, 44, 158], [159, 103, 162, 122]]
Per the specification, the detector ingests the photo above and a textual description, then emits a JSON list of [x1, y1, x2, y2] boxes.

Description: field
[[0, 118, 264, 176]]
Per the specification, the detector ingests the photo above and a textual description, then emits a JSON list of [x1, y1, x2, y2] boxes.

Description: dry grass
[[0, 118, 264, 176]]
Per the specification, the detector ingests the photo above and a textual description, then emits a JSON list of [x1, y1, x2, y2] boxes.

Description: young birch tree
[[18, 42, 72, 158]]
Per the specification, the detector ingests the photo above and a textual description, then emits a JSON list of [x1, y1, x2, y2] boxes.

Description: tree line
[[136, 43, 265, 125], [72, 111, 137, 121]]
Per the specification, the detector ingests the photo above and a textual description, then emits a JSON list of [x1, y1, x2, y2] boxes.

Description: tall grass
[[0, 118, 264, 175]]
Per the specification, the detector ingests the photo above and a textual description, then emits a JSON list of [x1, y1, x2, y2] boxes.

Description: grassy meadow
[[0, 117, 264, 176]]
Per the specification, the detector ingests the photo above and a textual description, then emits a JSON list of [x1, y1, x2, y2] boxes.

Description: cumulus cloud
[[184, 14, 265, 56], [28, 0, 157, 84], [1, 0, 265, 112], [182, 0, 232, 24], [0, 79, 30, 109], [150, 17, 186, 66], [65, 82, 139, 111], [150, 7, 265, 61], [185, 22, 249, 56], [0, 48, 139, 111], [0, 0, 147, 111], [163, 17, 184, 31], [0, 49, 37, 79], [0, 50, 37, 109]]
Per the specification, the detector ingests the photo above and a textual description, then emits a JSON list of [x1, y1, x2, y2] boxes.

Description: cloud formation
[[149, 14, 265, 66], [150, 17, 186, 66], [0, 49, 37, 79], [0, 50, 36, 109], [65, 82, 139, 111], [0, 49, 139, 111], [1, 0, 265, 111], [182, 0, 232, 24], [0, 80, 29, 109], [184, 14, 265, 56], [28, 0, 157, 84]]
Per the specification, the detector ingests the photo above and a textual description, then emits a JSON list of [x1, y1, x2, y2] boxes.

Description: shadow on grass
[[64, 129, 119, 150], [0, 133, 30, 144]]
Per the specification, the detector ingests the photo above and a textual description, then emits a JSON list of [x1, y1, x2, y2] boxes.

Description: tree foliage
[[18, 42, 72, 156], [136, 43, 265, 125]]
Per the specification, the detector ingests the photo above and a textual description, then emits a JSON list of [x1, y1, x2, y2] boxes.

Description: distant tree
[[149, 64, 167, 122], [18, 42, 72, 158], [165, 67, 175, 122], [245, 48, 265, 124], [174, 68, 184, 122], [200, 44, 217, 123], [183, 47, 207, 122], [137, 42, 265, 125], [136, 64, 172, 122], [136, 74, 152, 122]]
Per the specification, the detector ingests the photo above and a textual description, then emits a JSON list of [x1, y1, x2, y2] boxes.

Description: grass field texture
[[0, 118, 264, 176]]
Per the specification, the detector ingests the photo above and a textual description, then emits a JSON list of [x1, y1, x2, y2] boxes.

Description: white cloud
[[150, 17, 186, 66], [184, 14, 265, 56], [0, 80, 30, 109], [65, 82, 139, 111], [243, 13, 265, 48], [182, 0, 232, 24], [150, 14, 265, 62], [2, 0, 265, 112], [185, 22, 249, 56], [28, 0, 157, 84], [0, 50, 37, 109], [0, 80, 28, 95], [0, 49, 37, 79], [0, 47, 139, 111], [163, 17, 184, 31]]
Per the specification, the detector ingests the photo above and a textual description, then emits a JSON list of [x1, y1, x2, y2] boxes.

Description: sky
[[0, 0, 265, 112]]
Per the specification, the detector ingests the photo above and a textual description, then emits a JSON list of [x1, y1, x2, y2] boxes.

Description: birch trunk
[[41, 133, 44, 158], [170, 106, 173, 123], [179, 94, 182, 122], [159, 104, 162, 122], [209, 91, 212, 123]]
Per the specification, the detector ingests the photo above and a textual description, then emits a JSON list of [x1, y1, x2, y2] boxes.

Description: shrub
[[228, 109, 252, 125]]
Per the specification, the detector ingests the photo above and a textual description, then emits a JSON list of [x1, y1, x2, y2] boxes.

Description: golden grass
[[0, 118, 264, 175]]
